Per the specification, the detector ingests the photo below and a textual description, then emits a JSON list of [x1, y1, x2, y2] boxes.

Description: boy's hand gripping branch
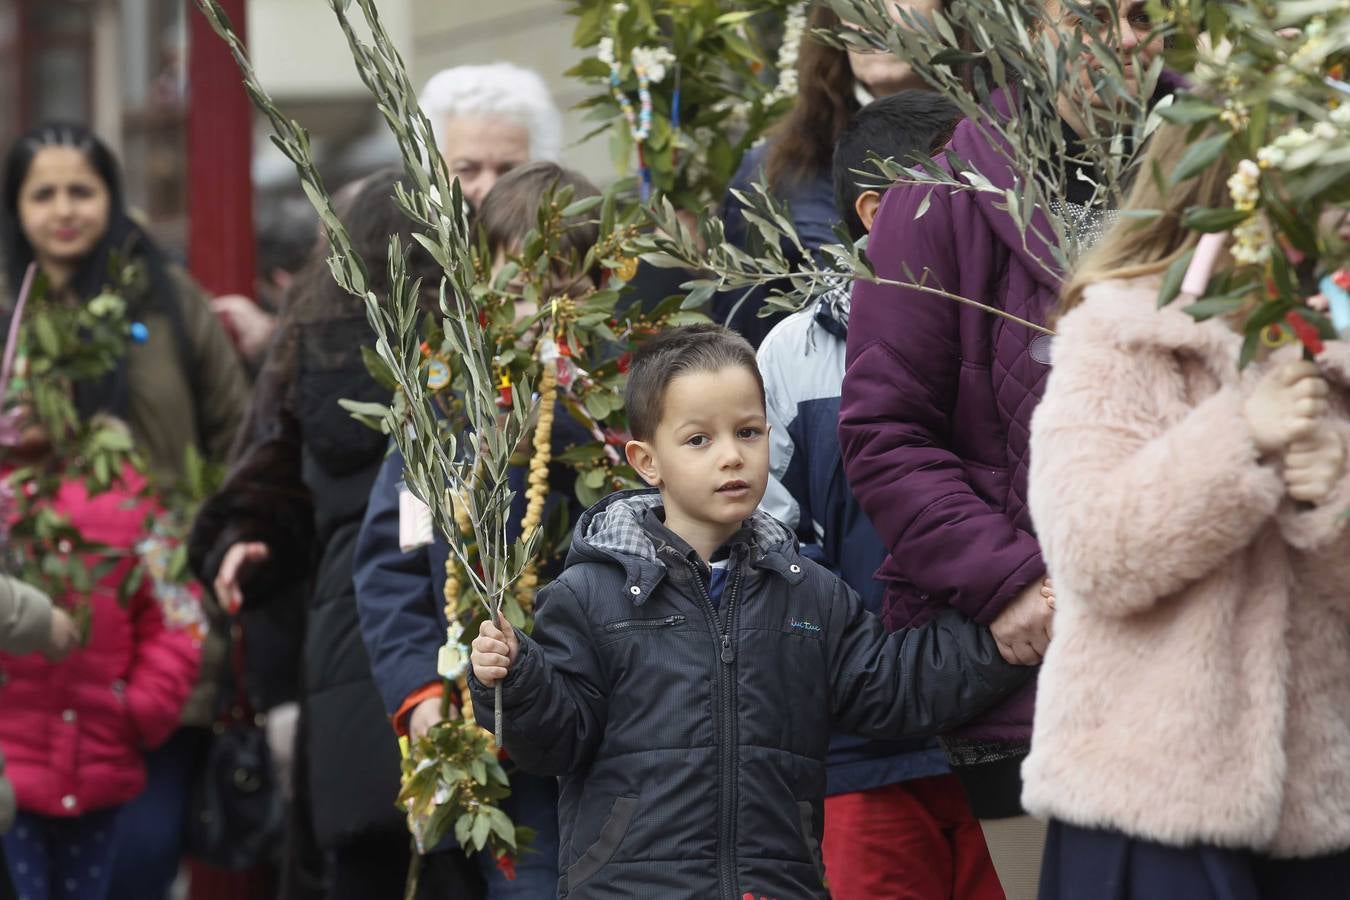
[[472, 617, 521, 687]]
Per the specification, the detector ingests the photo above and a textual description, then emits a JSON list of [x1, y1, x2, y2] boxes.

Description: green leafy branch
[[1, 265, 144, 618], [567, 0, 804, 209], [1150, 0, 1349, 364], [193, 0, 551, 868], [829, 0, 1170, 272], [635, 187, 1056, 335]]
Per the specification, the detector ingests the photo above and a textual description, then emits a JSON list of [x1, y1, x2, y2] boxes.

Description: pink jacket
[[0, 468, 201, 817], [1022, 277, 1350, 858]]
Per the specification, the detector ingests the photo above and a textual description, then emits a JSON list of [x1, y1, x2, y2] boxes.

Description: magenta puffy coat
[[838, 94, 1059, 741], [838, 80, 1184, 741], [0, 468, 200, 817]]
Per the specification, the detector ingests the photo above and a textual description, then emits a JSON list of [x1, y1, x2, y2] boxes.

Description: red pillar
[[186, 0, 254, 297]]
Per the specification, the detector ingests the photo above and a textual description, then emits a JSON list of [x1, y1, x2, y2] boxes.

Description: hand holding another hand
[[990, 577, 1055, 666]]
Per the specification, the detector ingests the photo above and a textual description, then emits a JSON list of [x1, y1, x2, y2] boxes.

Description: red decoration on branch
[[1285, 310, 1324, 356]]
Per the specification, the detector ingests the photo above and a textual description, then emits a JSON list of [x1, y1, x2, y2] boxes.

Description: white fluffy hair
[[419, 63, 563, 163]]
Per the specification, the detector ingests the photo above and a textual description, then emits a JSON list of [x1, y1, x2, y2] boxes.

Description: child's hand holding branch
[[1244, 360, 1328, 454], [1283, 425, 1345, 505], [1242, 358, 1345, 504], [471, 617, 519, 686]]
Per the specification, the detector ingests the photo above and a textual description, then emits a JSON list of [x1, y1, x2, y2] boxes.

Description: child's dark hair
[[625, 324, 764, 441], [832, 90, 962, 241], [478, 161, 601, 281]]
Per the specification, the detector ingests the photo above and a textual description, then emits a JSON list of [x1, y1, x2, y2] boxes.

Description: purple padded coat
[[839, 90, 1094, 742]]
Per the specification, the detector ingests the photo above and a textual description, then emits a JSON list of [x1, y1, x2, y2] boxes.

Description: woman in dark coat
[[188, 169, 479, 899]]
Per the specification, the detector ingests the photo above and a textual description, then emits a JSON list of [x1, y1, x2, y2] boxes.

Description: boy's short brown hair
[[624, 324, 765, 441], [478, 161, 601, 280]]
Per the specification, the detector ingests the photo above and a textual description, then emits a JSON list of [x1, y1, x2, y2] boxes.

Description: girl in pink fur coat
[[1022, 119, 1350, 899]]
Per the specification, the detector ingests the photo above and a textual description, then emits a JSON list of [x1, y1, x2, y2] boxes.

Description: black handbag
[[188, 620, 286, 870]]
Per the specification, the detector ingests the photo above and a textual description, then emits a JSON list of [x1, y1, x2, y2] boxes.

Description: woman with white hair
[[419, 62, 563, 210]]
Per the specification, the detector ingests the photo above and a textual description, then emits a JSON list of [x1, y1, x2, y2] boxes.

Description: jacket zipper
[[602, 614, 686, 633], [685, 553, 743, 900]]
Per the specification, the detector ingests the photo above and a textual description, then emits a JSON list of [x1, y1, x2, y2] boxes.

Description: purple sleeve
[[838, 184, 1044, 624]]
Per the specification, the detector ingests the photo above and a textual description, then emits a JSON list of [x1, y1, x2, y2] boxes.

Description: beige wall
[[242, 0, 612, 187], [247, 0, 414, 99], [409, 0, 611, 185]]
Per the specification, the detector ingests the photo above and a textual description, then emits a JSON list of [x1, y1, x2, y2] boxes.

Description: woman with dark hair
[[714, 1, 942, 347], [0, 123, 248, 479], [188, 169, 483, 900], [1, 124, 249, 483], [0, 122, 249, 900]]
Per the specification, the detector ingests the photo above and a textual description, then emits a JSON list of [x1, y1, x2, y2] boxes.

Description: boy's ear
[[625, 439, 661, 488], [855, 190, 882, 233]]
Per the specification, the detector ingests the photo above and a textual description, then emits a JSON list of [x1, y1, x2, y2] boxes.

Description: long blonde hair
[[1059, 117, 1236, 316]]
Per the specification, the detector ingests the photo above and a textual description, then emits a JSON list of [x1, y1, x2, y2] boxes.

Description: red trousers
[[822, 774, 1005, 900]]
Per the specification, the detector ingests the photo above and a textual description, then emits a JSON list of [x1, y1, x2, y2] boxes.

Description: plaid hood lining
[[579, 491, 797, 569]]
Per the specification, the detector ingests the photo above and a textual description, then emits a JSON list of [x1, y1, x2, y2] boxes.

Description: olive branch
[[194, 0, 542, 744], [637, 0, 1172, 332]]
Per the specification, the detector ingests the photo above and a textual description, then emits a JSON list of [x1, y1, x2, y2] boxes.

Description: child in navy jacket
[[471, 325, 1030, 900]]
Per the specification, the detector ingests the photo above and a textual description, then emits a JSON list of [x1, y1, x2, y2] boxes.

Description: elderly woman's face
[[440, 113, 531, 209], [17, 146, 111, 272]]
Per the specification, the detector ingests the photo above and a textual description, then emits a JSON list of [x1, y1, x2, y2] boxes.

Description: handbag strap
[[1, 263, 37, 399], [223, 619, 259, 725]]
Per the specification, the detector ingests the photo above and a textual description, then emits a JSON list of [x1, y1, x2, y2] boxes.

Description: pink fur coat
[[1022, 276, 1350, 858]]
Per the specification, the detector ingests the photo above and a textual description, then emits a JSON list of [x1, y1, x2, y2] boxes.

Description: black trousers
[[1039, 819, 1350, 900], [0, 839, 18, 900], [950, 749, 1029, 819], [325, 830, 483, 900]]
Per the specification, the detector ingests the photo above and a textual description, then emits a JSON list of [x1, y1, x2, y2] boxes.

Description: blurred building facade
[[0, 0, 609, 266], [407, 1, 608, 183], [0, 0, 191, 247]]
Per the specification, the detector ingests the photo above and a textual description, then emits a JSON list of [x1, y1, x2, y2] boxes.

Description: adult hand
[[408, 696, 446, 742], [264, 701, 300, 801], [44, 607, 80, 662], [213, 541, 270, 615], [1283, 425, 1345, 505], [5, 404, 51, 460], [471, 617, 519, 687], [1244, 361, 1328, 454], [990, 578, 1054, 666], [211, 295, 278, 365]]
